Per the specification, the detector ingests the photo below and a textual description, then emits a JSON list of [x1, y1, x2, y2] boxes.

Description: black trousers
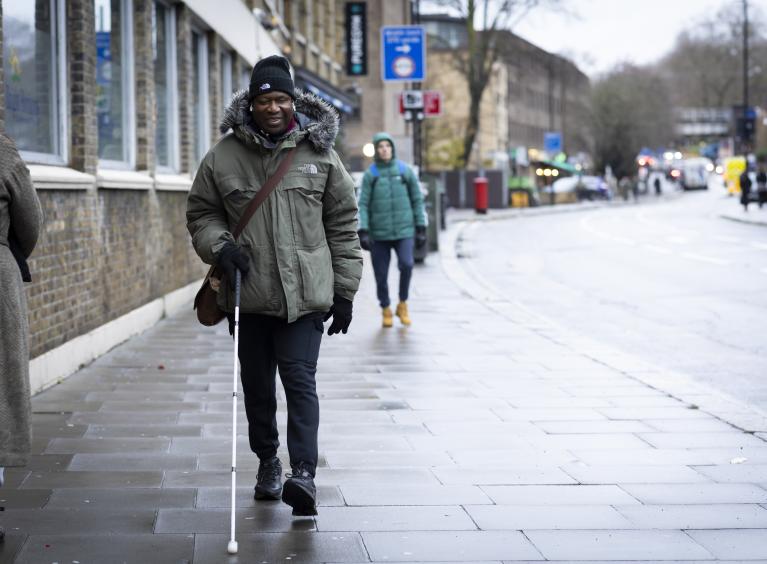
[[234, 312, 323, 472]]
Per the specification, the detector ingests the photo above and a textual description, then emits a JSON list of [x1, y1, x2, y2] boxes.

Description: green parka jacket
[[357, 132, 426, 241], [186, 90, 362, 322]]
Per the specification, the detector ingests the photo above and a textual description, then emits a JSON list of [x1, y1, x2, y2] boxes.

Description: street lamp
[[362, 143, 375, 158]]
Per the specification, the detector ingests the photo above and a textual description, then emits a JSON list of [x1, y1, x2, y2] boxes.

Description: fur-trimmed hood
[[219, 89, 339, 153]]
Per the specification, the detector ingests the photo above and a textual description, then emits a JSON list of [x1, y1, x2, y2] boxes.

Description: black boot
[[282, 462, 317, 516], [254, 456, 282, 500]]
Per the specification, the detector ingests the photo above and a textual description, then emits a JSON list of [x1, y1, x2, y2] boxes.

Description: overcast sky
[[424, 0, 749, 77], [512, 0, 739, 76]]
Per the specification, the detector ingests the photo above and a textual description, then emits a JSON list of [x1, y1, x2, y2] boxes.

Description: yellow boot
[[395, 302, 411, 326], [382, 307, 393, 328]]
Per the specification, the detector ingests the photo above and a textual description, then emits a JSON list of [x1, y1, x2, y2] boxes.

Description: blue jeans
[[370, 238, 414, 308]]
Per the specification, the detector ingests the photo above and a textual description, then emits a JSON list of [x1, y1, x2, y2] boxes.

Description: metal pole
[[743, 0, 749, 111]]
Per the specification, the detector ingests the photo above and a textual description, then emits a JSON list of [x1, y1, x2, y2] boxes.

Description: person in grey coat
[[0, 133, 42, 543]]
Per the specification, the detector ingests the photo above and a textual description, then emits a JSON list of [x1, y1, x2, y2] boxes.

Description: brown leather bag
[[194, 147, 297, 326]]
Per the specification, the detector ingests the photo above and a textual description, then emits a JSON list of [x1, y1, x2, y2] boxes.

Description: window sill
[[96, 169, 154, 190], [155, 173, 193, 192], [28, 165, 96, 190]]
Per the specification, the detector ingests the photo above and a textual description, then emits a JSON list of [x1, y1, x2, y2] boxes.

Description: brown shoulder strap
[[232, 147, 298, 240]]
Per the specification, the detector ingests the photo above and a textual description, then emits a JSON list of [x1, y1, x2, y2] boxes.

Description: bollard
[[474, 176, 488, 214]]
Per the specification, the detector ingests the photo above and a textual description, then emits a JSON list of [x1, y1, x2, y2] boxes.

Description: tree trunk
[[462, 93, 481, 167]]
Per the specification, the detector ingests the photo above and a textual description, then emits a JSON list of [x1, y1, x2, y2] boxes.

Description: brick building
[[1, 0, 286, 392], [421, 14, 591, 171]]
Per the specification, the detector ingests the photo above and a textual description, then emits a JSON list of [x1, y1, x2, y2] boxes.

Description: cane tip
[[227, 540, 239, 554]]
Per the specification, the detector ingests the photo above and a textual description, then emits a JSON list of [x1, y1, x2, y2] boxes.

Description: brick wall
[[134, 0, 156, 172], [26, 189, 206, 359], [176, 6, 194, 174], [68, 0, 98, 174]]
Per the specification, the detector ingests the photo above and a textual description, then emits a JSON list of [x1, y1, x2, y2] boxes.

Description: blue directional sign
[[544, 131, 563, 153], [381, 26, 426, 82]]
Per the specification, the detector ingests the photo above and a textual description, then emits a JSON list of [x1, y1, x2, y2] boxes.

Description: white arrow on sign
[[394, 44, 411, 54]]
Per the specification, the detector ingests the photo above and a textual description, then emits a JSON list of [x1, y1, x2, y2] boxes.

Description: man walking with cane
[[187, 55, 362, 517]]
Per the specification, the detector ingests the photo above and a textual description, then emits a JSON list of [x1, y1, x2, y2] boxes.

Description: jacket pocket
[[283, 178, 327, 245], [296, 245, 333, 309], [219, 176, 257, 217]]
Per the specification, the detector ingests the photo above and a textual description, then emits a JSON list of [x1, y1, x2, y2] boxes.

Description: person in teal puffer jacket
[[357, 132, 426, 327]]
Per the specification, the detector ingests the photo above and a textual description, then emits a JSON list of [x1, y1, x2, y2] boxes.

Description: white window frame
[[14, 0, 68, 166], [154, 0, 180, 173], [220, 50, 232, 109], [97, 0, 137, 170], [192, 29, 210, 168]]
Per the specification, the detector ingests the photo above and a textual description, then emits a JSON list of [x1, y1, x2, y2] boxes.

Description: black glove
[[216, 242, 250, 289], [358, 230, 371, 251], [323, 295, 353, 335], [415, 226, 427, 249]]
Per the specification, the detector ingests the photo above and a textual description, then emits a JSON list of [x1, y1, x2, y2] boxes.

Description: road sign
[[544, 131, 562, 153], [381, 26, 426, 82], [402, 90, 423, 110], [399, 91, 441, 117]]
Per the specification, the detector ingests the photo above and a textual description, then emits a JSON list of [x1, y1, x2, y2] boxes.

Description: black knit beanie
[[249, 55, 295, 100]]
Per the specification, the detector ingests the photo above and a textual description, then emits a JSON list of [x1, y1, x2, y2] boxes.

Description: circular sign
[[392, 56, 415, 78]]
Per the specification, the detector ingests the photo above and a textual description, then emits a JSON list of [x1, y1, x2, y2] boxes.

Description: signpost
[[381, 26, 426, 82], [398, 91, 441, 117]]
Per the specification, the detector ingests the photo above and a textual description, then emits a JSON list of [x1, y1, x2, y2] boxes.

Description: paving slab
[[432, 466, 577, 486], [480, 485, 640, 506], [560, 463, 711, 484], [193, 532, 368, 563], [620, 483, 767, 504], [45, 487, 196, 509], [67, 453, 197, 471], [0, 489, 52, 509], [524, 529, 713, 560], [12, 534, 194, 564], [693, 464, 767, 483], [155, 507, 316, 533], [686, 529, 767, 559], [20, 470, 163, 489], [362, 531, 543, 561], [316, 506, 476, 531], [616, 503, 767, 529], [466, 505, 634, 530], [340, 485, 492, 506], [0, 508, 156, 534]]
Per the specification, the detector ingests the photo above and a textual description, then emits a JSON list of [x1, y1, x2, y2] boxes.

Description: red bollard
[[474, 176, 488, 214]]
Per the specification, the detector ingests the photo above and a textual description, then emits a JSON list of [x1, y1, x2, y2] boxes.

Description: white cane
[[227, 269, 242, 555]]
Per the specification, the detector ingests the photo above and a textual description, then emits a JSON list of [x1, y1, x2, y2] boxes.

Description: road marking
[[681, 252, 730, 266], [751, 242, 767, 250], [643, 244, 673, 255]]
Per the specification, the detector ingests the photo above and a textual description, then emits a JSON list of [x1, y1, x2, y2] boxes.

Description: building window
[[220, 50, 233, 110], [240, 61, 250, 92], [191, 30, 210, 170], [152, 1, 179, 171], [3, 0, 67, 163], [95, 0, 135, 167]]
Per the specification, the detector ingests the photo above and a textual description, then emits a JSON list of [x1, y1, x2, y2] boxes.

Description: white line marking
[[750, 242, 767, 250], [681, 252, 730, 266]]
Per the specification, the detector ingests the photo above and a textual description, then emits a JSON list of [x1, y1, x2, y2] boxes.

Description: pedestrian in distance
[[357, 133, 426, 328], [0, 133, 43, 543], [756, 166, 767, 209], [740, 168, 752, 212], [187, 55, 362, 517], [653, 175, 662, 196]]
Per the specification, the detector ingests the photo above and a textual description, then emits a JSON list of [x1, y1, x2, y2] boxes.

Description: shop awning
[[294, 68, 357, 115]]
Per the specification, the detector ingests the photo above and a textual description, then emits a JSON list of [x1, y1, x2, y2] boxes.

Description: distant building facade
[[421, 14, 591, 171]]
